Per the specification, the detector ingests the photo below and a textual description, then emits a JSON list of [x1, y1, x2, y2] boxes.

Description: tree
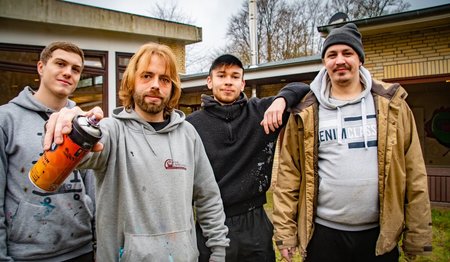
[[153, 1, 194, 24], [326, 0, 411, 20], [151, 0, 213, 73], [224, 0, 410, 67], [225, 0, 322, 65]]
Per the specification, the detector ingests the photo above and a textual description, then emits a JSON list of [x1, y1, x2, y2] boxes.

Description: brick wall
[[163, 41, 186, 74], [363, 25, 450, 80]]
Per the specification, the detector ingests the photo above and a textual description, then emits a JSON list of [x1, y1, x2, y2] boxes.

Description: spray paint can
[[29, 115, 102, 192]]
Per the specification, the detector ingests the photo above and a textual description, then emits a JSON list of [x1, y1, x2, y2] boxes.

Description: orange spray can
[[29, 115, 102, 192]]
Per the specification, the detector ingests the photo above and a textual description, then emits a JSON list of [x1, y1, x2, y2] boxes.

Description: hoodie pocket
[[8, 198, 93, 256], [121, 230, 199, 262]]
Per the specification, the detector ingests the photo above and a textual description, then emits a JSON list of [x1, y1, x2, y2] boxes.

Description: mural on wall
[[425, 107, 450, 157]]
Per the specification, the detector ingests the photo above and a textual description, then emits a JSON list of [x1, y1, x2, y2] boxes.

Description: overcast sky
[[65, 0, 449, 72]]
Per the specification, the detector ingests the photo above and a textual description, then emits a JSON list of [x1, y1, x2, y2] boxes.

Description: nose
[[336, 53, 345, 65], [224, 75, 232, 85], [150, 77, 160, 89], [62, 66, 72, 78]]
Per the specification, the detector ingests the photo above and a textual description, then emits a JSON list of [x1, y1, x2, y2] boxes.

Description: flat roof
[[0, 0, 202, 44]]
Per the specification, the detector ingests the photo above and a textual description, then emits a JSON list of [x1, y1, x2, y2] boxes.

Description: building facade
[[0, 0, 201, 116], [180, 4, 450, 203]]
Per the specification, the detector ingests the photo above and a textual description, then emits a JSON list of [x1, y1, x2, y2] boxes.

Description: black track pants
[[305, 223, 399, 262], [196, 206, 275, 262]]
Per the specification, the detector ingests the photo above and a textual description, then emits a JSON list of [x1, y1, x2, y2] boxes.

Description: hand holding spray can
[[29, 115, 102, 192]]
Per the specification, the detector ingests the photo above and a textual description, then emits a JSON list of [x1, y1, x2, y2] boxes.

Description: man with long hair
[[42, 42, 229, 261]]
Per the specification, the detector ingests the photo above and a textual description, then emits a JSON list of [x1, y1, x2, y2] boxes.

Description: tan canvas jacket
[[273, 80, 432, 258]]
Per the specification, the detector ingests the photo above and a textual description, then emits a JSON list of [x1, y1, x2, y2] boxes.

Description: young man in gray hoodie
[[272, 23, 432, 262], [42, 42, 229, 261], [0, 42, 96, 261]]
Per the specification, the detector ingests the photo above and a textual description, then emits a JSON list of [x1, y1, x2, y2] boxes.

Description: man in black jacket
[[186, 54, 309, 262]]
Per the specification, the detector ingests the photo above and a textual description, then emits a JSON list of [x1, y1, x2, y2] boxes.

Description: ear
[[37, 61, 44, 76], [206, 76, 213, 90], [240, 79, 246, 92]]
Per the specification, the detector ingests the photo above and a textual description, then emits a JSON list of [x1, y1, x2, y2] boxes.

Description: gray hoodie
[[310, 67, 380, 231], [80, 107, 229, 261], [0, 87, 95, 261]]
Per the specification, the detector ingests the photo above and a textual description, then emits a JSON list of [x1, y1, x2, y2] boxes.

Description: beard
[[133, 90, 169, 115]]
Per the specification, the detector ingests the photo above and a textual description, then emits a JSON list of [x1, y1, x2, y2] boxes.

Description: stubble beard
[[134, 92, 167, 115]]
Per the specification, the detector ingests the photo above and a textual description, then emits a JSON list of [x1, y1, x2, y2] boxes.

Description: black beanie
[[321, 23, 365, 64]]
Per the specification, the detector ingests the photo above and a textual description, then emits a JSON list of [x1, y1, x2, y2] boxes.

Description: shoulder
[[0, 103, 28, 127], [291, 91, 317, 114], [371, 79, 407, 101], [179, 120, 198, 136], [186, 110, 206, 124]]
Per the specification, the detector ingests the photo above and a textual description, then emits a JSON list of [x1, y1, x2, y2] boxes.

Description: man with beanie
[[272, 23, 432, 262]]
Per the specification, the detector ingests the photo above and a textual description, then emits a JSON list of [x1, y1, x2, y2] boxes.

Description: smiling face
[[207, 64, 245, 105], [323, 44, 362, 87], [37, 49, 83, 99], [133, 54, 173, 122]]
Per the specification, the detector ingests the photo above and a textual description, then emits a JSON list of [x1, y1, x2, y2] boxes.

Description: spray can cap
[[86, 115, 99, 126]]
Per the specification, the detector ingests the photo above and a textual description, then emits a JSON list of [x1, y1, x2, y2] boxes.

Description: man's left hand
[[260, 97, 286, 134]]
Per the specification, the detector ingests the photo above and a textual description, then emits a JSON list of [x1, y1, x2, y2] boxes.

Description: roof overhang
[[181, 56, 322, 91], [0, 0, 202, 44]]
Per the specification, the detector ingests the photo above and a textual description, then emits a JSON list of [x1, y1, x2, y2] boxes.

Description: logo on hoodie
[[164, 159, 187, 170]]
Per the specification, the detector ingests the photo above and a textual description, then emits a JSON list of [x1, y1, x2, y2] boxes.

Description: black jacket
[[186, 82, 309, 217]]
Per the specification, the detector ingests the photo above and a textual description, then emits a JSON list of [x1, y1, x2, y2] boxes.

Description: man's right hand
[[43, 106, 104, 152], [279, 247, 297, 262]]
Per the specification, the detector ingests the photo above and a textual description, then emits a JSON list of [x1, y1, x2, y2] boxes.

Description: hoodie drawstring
[[361, 97, 369, 149], [336, 106, 343, 145], [142, 125, 157, 156]]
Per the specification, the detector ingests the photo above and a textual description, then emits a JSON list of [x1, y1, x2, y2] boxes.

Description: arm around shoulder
[[276, 82, 310, 108]]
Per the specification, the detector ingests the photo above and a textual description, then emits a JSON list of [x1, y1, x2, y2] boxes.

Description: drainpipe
[[249, 0, 258, 97]]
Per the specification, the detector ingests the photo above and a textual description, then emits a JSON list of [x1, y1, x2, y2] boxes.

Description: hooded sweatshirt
[[79, 107, 229, 261], [186, 83, 310, 217], [310, 67, 379, 231], [0, 87, 95, 261]]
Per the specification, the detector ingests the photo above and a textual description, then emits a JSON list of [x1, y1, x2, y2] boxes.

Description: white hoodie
[[310, 67, 380, 231]]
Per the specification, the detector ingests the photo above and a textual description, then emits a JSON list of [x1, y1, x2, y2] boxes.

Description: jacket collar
[[201, 92, 248, 121]]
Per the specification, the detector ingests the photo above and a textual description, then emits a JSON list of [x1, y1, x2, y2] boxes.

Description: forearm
[[276, 82, 310, 108]]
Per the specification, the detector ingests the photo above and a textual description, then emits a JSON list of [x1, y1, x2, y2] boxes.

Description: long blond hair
[[119, 43, 181, 118]]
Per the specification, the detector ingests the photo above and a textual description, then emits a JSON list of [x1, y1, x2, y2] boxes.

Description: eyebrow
[[215, 70, 242, 75], [141, 71, 170, 78], [53, 58, 82, 69]]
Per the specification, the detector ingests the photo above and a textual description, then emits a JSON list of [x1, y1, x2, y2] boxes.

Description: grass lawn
[[264, 191, 450, 262]]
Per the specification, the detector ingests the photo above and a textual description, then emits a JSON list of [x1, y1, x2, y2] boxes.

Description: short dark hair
[[40, 41, 85, 66], [209, 54, 244, 76]]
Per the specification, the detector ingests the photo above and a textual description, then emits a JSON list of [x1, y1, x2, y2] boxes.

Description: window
[[0, 44, 108, 114], [116, 52, 133, 106]]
